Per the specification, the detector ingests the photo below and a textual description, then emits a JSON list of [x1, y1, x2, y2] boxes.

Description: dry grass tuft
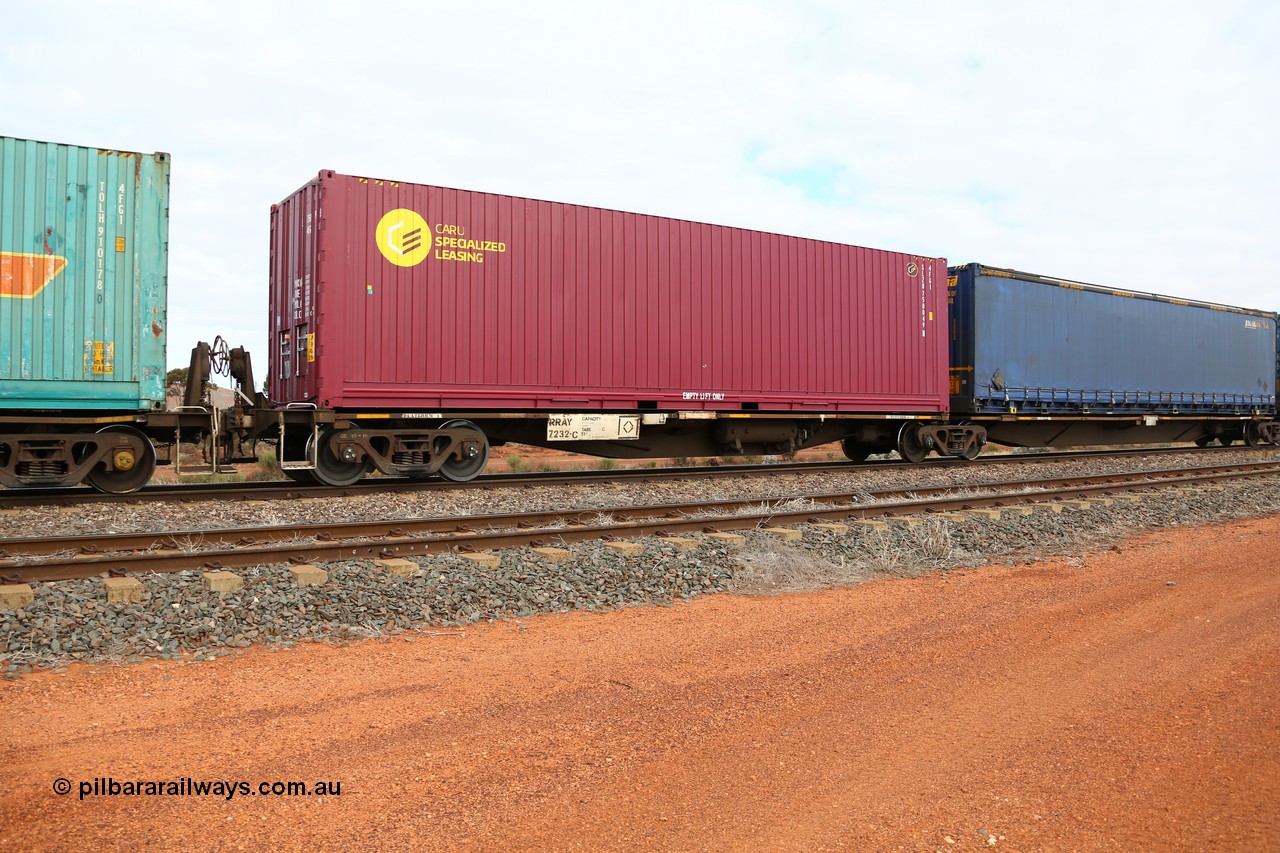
[[731, 518, 962, 593], [730, 537, 868, 594]]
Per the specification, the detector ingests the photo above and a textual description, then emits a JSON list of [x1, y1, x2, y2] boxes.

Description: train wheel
[[86, 425, 157, 494], [308, 428, 371, 487], [962, 441, 982, 460], [1194, 436, 1212, 448], [840, 439, 871, 463], [1219, 437, 1234, 447], [1243, 422, 1262, 448], [437, 419, 489, 482], [896, 423, 929, 464]]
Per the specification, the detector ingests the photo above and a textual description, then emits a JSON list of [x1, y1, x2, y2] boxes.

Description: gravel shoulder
[[1, 513, 1278, 851], [5, 472, 1280, 670]]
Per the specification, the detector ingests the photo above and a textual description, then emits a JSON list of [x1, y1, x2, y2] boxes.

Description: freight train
[[2, 135, 1277, 492]]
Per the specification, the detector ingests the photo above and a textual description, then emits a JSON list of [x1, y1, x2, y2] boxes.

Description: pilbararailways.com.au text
[[54, 777, 342, 801]]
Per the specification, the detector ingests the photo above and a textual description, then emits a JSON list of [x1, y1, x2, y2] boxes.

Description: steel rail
[[0, 444, 1261, 509], [1, 460, 1271, 559], [4, 461, 1277, 583]]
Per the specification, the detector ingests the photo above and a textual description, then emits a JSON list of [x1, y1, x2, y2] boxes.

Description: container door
[[946, 264, 977, 412], [268, 178, 321, 404]]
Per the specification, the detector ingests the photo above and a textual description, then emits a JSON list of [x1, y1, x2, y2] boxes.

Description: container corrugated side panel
[[0, 136, 168, 410], [273, 172, 948, 413], [952, 264, 1276, 414]]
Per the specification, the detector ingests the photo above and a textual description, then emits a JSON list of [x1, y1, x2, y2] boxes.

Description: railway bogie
[[0, 423, 156, 491], [304, 422, 490, 485]]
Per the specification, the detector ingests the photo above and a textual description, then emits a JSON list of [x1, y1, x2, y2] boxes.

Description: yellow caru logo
[[375, 208, 431, 267]]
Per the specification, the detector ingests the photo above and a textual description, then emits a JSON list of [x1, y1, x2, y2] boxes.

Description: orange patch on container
[[0, 252, 68, 297]]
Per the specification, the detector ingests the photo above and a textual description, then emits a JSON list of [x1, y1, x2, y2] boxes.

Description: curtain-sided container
[[0, 135, 169, 411], [949, 264, 1277, 415], [270, 171, 949, 414]]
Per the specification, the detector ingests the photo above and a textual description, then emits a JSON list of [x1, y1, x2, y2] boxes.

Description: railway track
[[0, 444, 1265, 508], [5, 460, 1277, 584]]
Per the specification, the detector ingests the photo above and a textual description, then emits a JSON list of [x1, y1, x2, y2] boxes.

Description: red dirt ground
[[1, 516, 1277, 851]]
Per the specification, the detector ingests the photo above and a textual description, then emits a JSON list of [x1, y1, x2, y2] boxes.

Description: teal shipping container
[[0, 135, 169, 411]]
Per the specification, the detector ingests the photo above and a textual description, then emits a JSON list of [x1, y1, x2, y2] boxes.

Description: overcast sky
[[4, 1, 1278, 370]]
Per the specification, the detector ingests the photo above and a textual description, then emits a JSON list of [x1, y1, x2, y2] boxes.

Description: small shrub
[[506, 453, 525, 472], [252, 449, 281, 480], [597, 458, 618, 470]]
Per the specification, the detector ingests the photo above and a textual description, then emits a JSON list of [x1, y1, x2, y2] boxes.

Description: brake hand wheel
[[209, 335, 231, 377]]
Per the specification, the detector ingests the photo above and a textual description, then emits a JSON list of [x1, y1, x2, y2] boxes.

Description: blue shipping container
[[949, 264, 1277, 415], [0, 135, 169, 410]]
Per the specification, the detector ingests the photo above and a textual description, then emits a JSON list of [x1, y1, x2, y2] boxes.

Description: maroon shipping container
[[269, 171, 949, 415]]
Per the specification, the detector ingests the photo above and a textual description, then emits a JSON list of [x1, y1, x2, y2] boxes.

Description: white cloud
[[2, 0, 1277, 373]]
